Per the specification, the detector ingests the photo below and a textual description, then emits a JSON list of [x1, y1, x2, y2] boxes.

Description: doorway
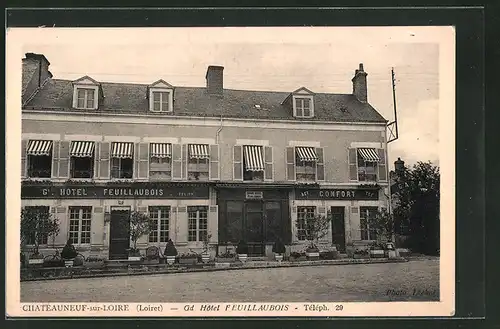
[[109, 207, 131, 260], [245, 201, 265, 256], [331, 206, 346, 252]]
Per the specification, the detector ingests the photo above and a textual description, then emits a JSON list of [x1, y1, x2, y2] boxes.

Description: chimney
[[351, 63, 368, 103], [22, 53, 52, 105], [206, 65, 224, 96], [394, 157, 405, 173]]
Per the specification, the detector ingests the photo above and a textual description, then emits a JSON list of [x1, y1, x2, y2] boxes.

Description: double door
[[109, 208, 130, 260]]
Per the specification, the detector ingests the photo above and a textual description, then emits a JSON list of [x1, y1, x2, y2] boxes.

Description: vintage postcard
[[6, 26, 455, 317]]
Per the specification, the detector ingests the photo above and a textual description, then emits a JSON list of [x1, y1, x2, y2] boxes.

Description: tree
[[392, 161, 440, 255], [128, 211, 152, 254], [370, 208, 395, 244], [296, 211, 332, 250], [20, 207, 60, 255]]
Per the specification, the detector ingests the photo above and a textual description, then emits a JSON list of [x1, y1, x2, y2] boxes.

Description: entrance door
[[109, 208, 130, 260], [331, 206, 346, 252], [245, 201, 265, 256]]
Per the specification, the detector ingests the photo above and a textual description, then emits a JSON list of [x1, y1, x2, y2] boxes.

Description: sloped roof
[[24, 79, 387, 123], [21, 60, 38, 97]]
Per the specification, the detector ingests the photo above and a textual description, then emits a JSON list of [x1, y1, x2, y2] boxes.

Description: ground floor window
[[68, 206, 92, 245], [188, 206, 208, 242], [360, 206, 378, 240], [24, 206, 51, 245], [148, 206, 170, 243], [297, 206, 316, 241]]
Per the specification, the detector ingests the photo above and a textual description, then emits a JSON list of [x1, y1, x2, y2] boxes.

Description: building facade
[[21, 53, 390, 259]]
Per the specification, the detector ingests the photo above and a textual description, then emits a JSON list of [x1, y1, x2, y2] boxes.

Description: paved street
[[21, 259, 439, 302]]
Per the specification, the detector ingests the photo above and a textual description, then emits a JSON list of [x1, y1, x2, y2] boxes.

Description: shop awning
[[189, 144, 210, 159], [70, 141, 95, 157], [150, 143, 171, 158], [296, 146, 318, 162], [243, 145, 265, 172], [111, 142, 134, 159], [357, 148, 380, 162], [26, 140, 53, 156]]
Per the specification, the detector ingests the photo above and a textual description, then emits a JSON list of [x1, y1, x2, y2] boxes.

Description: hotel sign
[[296, 188, 379, 201], [21, 183, 209, 199]]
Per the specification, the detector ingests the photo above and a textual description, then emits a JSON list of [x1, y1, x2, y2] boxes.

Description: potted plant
[[305, 242, 320, 260], [178, 252, 199, 265], [369, 242, 385, 258], [216, 249, 236, 263], [61, 239, 78, 267], [164, 239, 178, 265], [201, 233, 212, 263], [128, 211, 152, 261], [21, 207, 60, 266], [290, 251, 306, 262], [353, 247, 371, 259], [272, 239, 286, 263], [236, 240, 248, 262]]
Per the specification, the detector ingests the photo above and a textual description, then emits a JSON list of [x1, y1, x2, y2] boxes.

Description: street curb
[[21, 257, 409, 282]]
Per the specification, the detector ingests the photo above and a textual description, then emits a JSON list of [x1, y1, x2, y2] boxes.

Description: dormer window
[[286, 87, 315, 118], [148, 79, 174, 113], [72, 76, 101, 110], [294, 97, 314, 118]]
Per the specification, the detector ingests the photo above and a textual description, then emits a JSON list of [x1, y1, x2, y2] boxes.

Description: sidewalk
[[21, 257, 411, 282]]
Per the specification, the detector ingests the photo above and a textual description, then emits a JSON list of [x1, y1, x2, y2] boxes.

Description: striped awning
[[70, 141, 95, 157], [26, 140, 53, 156], [243, 145, 264, 172], [296, 146, 318, 162], [150, 143, 171, 158], [189, 144, 209, 159], [111, 142, 134, 159], [357, 148, 380, 162]]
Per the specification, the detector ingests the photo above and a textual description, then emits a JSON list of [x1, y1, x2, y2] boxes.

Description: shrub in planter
[[272, 240, 286, 262], [201, 233, 212, 263], [369, 242, 386, 258], [217, 250, 236, 263], [164, 239, 178, 265], [236, 240, 248, 262], [28, 252, 45, 265], [290, 251, 306, 261], [61, 239, 79, 267], [305, 243, 320, 260], [73, 254, 85, 266], [353, 248, 370, 259]]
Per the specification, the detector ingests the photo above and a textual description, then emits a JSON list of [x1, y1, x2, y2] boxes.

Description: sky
[[15, 27, 448, 167]]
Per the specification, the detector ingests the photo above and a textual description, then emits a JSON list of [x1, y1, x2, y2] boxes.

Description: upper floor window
[[149, 143, 172, 180], [295, 146, 319, 181], [110, 142, 134, 179], [293, 96, 314, 118], [26, 140, 53, 178], [148, 80, 174, 113], [152, 91, 170, 112], [243, 145, 265, 181], [188, 144, 209, 181], [76, 88, 96, 109], [69, 141, 95, 179], [348, 147, 387, 182]]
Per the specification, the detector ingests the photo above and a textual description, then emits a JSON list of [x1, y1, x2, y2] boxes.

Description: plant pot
[[306, 252, 320, 260], [238, 254, 248, 262], [28, 258, 44, 265], [201, 254, 210, 264], [275, 254, 283, 262], [64, 259, 75, 267], [387, 250, 397, 259], [128, 256, 142, 261], [369, 250, 385, 258], [166, 256, 176, 265]]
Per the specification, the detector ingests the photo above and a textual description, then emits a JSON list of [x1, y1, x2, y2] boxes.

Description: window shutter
[[93, 142, 100, 179], [171, 143, 182, 180], [176, 206, 188, 244], [21, 140, 28, 178], [99, 142, 110, 179], [51, 141, 60, 178], [137, 142, 149, 179], [208, 205, 218, 242], [58, 141, 70, 178], [285, 146, 295, 181], [209, 144, 220, 180], [316, 147, 325, 181], [233, 145, 243, 181], [377, 148, 387, 181], [182, 144, 188, 179], [264, 146, 273, 181], [348, 148, 358, 181]]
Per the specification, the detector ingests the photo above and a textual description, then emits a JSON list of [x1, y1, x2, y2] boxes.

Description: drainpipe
[[215, 115, 223, 144]]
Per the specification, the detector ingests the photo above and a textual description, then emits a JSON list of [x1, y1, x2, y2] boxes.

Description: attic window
[[293, 96, 314, 118], [76, 88, 95, 109], [72, 76, 100, 110], [152, 91, 170, 112], [148, 84, 173, 113]]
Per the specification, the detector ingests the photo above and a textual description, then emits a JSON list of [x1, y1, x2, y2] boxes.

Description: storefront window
[[69, 206, 92, 245], [148, 206, 170, 243], [360, 206, 378, 240], [187, 206, 208, 242], [297, 206, 315, 241]]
